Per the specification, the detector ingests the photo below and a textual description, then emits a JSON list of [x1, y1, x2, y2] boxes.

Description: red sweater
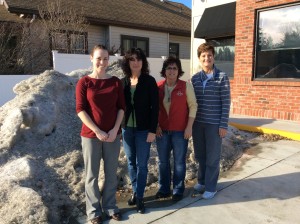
[[157, 79, 188, 131], [76, 76, 126, 138]]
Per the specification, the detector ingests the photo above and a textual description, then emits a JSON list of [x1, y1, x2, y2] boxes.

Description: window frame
[[169, 42, 179, 58], [254, 3, 300, 80], [121, 35, 149, 57], [50, 30, 88, 54]]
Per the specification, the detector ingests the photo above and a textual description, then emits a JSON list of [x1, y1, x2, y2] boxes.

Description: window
[[207, 37, 235, 78], [255, 3, 300, 79], [121, 35, 149, 56], [51, 32, 68, 53], [70, 33, 87, 54], [51, 31, 88, 54], [169, 43, 179, 58]]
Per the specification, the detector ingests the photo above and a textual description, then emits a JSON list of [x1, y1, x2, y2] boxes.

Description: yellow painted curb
[[229, 122, 300, 141]]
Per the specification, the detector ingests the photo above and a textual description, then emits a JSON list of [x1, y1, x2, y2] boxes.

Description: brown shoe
[[110, 212, 122, 221], [90, 216, 103, 224]]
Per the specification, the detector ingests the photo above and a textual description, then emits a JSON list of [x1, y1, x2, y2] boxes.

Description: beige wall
[[87, 25, 107, 53], [169, 35, 191, 59]]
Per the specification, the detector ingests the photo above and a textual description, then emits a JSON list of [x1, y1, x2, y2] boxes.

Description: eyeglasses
[[166, 67, 178, 70]]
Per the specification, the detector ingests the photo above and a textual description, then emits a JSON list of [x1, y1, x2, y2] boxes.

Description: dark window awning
[[194, 2, 236, 39]]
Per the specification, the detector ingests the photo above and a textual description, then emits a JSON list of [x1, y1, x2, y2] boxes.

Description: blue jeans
[[192, 122, 222, 192], [156, 131, 188, 195], [122, 127, 151, 199]]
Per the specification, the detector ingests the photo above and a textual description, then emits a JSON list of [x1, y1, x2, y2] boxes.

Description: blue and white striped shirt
[[191, 66, 231, 129]]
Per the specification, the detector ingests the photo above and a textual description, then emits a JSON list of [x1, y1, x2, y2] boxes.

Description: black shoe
[[90, 216, 103, 224], [172, 194, 183, 202], [109, 212, 122, 221], [155, 191, 171, 199], [127, 193, 136, 206], [136, 198, 145, 214]]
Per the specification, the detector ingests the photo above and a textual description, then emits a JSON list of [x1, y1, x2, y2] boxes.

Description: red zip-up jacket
[[157, 79, 188, 131]]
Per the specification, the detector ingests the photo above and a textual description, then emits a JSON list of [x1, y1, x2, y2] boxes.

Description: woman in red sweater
[[76, 45, 125, 224], [156, 56, 197, 201]]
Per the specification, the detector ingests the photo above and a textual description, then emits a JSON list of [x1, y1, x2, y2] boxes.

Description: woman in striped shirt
[[191, 42, 231, 200]]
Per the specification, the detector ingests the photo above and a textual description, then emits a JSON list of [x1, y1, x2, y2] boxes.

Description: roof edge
[[2, 0, 9, 8], [89, 17, 191, 37], [6, 5, 191, 37], [6, 6, 38, 15]]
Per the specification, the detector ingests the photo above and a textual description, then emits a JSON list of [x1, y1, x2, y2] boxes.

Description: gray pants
[[82, 136, 120, 220], [192, 122, 222, 192]]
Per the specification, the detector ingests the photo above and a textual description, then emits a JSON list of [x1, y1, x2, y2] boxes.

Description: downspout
[[29, 14, 36, 73], [167, 33, 169, 57]]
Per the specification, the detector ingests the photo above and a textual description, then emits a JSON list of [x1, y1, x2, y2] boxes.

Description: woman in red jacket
[[76, 45, 125, 224], [156, 56, 197, 201]]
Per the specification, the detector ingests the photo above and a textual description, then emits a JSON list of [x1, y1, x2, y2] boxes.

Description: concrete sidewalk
[[98, 141, 300, 224], [229, 114, 300, 141], [75, 116, 300, 224]]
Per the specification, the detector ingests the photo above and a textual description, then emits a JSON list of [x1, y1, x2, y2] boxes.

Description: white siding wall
[[169, 35, 191, 59], [110, 26, 169, 58], [52, 51, 190, 80], [87, 25, 107, 53]]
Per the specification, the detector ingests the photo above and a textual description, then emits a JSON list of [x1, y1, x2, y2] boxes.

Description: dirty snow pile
[[0, 60, 253, 223]]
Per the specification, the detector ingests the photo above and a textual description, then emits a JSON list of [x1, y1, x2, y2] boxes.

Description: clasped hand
[[95, 129, 117, 142]]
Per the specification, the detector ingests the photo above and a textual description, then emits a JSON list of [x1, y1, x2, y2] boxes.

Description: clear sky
[[172, 0, 191, 9]]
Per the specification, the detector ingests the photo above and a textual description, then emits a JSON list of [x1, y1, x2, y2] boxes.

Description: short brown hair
[[160, 56, 184, 79], [90, 44, 108, 56], [197, 43, 215, 58]]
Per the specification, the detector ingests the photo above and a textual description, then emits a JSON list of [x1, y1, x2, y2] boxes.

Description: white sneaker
[[193, 183, 205, 192], [202, 191, 216, 199]]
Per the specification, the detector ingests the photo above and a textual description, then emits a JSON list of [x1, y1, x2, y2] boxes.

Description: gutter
[[5, 6, 38, 15], [87, 17, 191, 37]]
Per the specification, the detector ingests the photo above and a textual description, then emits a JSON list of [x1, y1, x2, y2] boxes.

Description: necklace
[[165, 85, 175, 102]]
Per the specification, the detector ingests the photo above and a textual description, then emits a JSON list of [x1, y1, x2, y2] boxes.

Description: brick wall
[[232, 0, 300, 121]]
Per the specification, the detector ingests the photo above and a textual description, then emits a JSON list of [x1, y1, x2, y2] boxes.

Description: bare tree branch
[[0, 0, 89, 74], [38, 0, 89, 54]]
